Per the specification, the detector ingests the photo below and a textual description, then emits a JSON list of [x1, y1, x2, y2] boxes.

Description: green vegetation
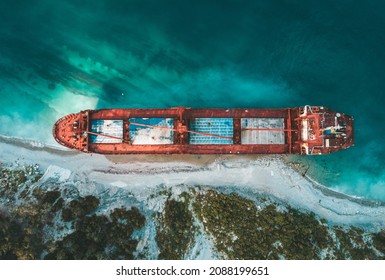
[[333, 226, 384, 259], [0, 165, 42, 202], [0, 188, 63, 259], [0, 169, 26, 194], [156, 193, 195, 259], [193, 190, 331, 259], [0, 188, 146, 260], [0, 213, 27, 259], [2, 166, 385, 260], [372, 230, 385, 257], [0, 166, 146, 260], [192, 189, 385, 260], [46, 206, 145, 260], [61, 195, 100, 221]]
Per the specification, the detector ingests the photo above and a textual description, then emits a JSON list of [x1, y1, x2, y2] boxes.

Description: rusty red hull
[[52, 106, 354, 155]]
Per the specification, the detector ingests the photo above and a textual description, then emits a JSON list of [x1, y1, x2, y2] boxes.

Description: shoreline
[[0, 135, 78, 156], [0, 134, 379, 203], [1, 134, 383, 207], [1, 135, 385, 229], [282, 156, 385, 207]]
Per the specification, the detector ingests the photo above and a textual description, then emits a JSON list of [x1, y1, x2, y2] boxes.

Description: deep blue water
[[1, 0, 385, 200]]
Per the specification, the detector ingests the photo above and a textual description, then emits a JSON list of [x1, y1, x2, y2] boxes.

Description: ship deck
[[83, 107, 300, 154], [53, 106, 353, 155]]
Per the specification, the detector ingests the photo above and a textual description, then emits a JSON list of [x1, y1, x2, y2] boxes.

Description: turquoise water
[[1, 0, 385, 200]]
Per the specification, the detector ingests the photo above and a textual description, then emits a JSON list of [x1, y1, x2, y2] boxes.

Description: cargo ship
[[52, 105, 354, 155]]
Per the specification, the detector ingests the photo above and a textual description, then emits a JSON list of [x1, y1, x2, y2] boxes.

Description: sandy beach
[[1, 135, 385, 232]]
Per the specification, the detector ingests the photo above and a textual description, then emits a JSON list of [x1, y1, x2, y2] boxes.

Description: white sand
[[1, 136, 385, 231]]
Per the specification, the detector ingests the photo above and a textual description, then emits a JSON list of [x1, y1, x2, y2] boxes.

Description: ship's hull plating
[[53, 106, 354, 155]]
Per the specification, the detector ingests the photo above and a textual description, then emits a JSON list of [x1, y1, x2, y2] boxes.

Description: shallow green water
[[1, 0, 385, 200]]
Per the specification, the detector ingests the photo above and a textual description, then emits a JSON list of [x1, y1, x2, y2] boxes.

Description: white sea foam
[[49, 86, 98, 117], [1, 138, 385, 231]]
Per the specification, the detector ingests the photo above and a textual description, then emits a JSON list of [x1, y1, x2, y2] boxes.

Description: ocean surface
[[1, 0, 385, 201]]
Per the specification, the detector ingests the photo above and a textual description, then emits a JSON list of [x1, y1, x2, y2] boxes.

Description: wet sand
[[1, 135, 385, 223], [104, 153, 265, 165]]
